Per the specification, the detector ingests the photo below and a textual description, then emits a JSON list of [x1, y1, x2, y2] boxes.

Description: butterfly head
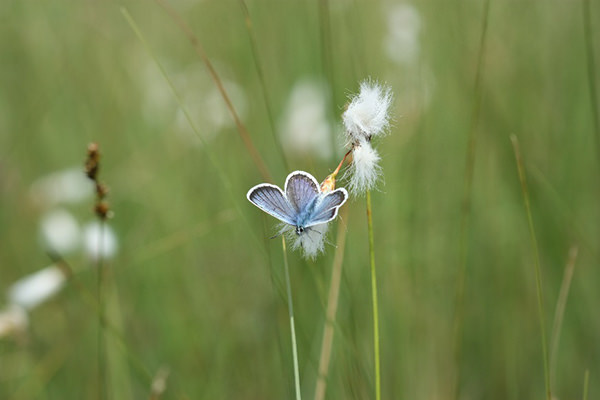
[[295, 226, 305, 235]]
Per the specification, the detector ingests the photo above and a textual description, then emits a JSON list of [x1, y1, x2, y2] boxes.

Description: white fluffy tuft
[[8, 266, 66, 310], [342, 80, 393, 143], [279, 80, 333, 160], [0, 305, 29, 337], [348, 143, 382, 195], [83, 222, 119, 261], [39, 209, 81, 255], [288, 223, 329, 260]]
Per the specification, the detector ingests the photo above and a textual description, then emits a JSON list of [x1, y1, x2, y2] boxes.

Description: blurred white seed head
[[288, 223, 329, 260], [39, 209, 81, 254], [342, 80, 393, 144], [384, 3, 422, 66], [29, 168, 94, 208], [347, 142, 382, 195], [8, 265, 66, 310], [83, 222, 118, 261], [0, 305, 28, 338], [279, 80, 333, 160], [175, 79, 247, 145]]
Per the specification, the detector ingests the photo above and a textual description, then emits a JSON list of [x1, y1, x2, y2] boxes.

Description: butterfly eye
[[295, 226, 304, 235]]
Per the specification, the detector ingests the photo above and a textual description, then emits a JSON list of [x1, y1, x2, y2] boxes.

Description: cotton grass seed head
[[342, 80, 393, 144], [347, 142, 382, 195], [8, 265, 67, 310], [39, 209, 81, 255], [84, 222, 118, 261], [0, 305, 28, 338], [279, 79, 333, 160], [287, 223, 329, 260]]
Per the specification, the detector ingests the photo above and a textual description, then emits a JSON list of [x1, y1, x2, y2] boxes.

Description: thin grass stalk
[[582, 0, 600, 163], [56, 259, 190, 400], [282, 236, 302, 400], [583, 369, 590, 400], [238, 0, 289, 172], [452, 0, 490, 396], [121, 8, 266, 257], [97, 220, 107, 400], [10, 325, 78, 400], [510, 134, 551, 400], [550, 245, 578, 388], [316, 0, 338, 158], [154, 0, 271, 182], [314, 208, 349, 400], [366, 190, 381, 400]]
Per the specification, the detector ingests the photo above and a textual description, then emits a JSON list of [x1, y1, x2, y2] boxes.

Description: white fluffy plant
[[340, 79, 393, 400], [342, 80, 393, 194]]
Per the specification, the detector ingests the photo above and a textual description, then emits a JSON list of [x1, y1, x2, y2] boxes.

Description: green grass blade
[[281, 236, 302, 400], [510, 134, 551, 400]]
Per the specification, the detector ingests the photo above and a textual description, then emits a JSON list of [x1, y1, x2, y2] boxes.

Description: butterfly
[[247, 171, 348, 235]]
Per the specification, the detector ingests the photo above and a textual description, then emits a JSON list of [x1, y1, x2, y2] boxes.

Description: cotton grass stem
[[314, 208, 349, 400], [550, 245, 578, 388], [238, 0, 289, 172], [97, 220, 107, 400], [282, 236, 302, 400], [452, 0, 490, 396], [366, 190, 381, 400], [582, 0, 600, 163], [583, 369, 590, 400], [510, 134, 551, 400], [154, 0, 271, 182], [317, 0, 338, 158]]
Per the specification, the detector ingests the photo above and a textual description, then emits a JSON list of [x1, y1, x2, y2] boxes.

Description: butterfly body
[[247, 171, 348, 235], [292, 197, 318, 233]]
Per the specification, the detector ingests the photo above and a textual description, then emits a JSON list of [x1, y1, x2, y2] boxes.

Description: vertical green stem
[[366, 190, 381, 400], [98, 220, 106, 400], [314, 208, 349, 400], [453, 1, 491, 397], [583, 369, 590, 400], [511, 135, 551, 400], [238, 0, 289, 171], [282, 236, 302, 400], [582, 0, 600, 163]]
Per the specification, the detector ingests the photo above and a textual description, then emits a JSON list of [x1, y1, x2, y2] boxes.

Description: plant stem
[[582, 0, 600, 163], [316, 0, 338, 159], [510, 134, 551, 400], [550, 245, 578, 389], [98, 220, 106, 400], [282, 236, 302, 400], [238, 0, 289, 172], [314, 208, 349, 400], [453, 1, 491, 397], [121, 7, 266, 258], [366, 190, 381, 400], [154, 0, 271, 182], [583, 369, 590, 400]]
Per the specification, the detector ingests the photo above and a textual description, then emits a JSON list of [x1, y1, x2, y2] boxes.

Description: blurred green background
[[1, 0, 599, 399]]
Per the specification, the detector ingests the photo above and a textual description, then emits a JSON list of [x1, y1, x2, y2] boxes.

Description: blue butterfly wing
[[247, 184, 296, 225], [305, 188, 348, 227], [285, 171, 320, 213]]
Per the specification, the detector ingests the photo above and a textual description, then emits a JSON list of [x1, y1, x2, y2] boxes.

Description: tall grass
[[281, 236, 301, 400], [452, 0, 491, 397], [366, 190, 381, 400], [511, 134, 551, 400], [1, 1, 599, 399], [314, 208, 349, 400]]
